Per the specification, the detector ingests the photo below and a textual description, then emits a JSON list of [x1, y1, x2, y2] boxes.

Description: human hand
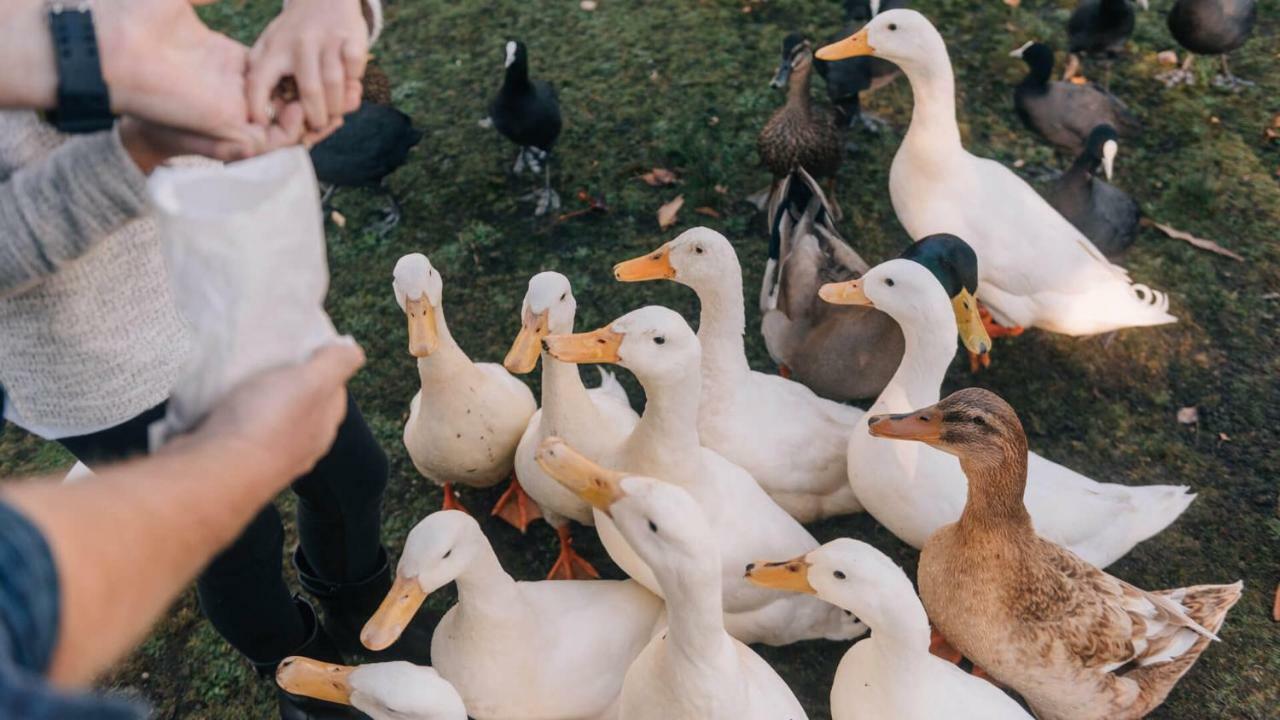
[[117, 109, 309, 173], [246, 0, 369, 133], [184, 340, 366, 485]]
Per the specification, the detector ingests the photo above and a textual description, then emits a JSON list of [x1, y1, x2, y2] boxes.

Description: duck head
[[817, 8, 945, 73], [866, 387, 1025, 466], [536, 437, 715, 576], [277, 658, 466, 720], [771, 32, 813, 89], [1084, 124, 1120, 181], [542, 306, 699, 387], [360, 511, 483, 652], [748, 538, 919, 629], [504, 271, 578, 373], [613, 227, 737, 291], [819, 234, 990, 354], [393, 254, 444, 358]]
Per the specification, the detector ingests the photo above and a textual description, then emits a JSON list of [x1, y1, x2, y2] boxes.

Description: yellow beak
[[818, 278, 872, 306], [405, 296, 440, 358], [535, 437, 627, 512], [745, 556, 816, 594], [504, 309, 550, 374], [542, 325, 625, 365], [276, 657, 355, 705], [952, 289, 991, 355], [614, 245, 676, 282], [816, 29, 874, 61], [360, 574, 428, 652]]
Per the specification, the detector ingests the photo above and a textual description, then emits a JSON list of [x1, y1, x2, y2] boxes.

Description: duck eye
[[694, 246, 704, 254], [972, 416, 986, 426], [884, 278, 895, 287], [833, 570, 847, 580], [653, 336, 666, 345], [560, 293, 567, 301], [888, 23, 898, 30], [443, 549, 452, 559], [648, 520, 659, 533]]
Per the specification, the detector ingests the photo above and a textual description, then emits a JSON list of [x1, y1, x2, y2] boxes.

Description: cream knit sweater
[[0, 0, 383, 438]]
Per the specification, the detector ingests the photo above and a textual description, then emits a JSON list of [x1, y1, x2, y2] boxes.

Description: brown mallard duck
[[760, 167, 902, 402], [758, 34, 843, 192]]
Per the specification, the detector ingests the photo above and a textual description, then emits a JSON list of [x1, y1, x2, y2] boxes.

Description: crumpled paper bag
[[147, 147, 338, 448]]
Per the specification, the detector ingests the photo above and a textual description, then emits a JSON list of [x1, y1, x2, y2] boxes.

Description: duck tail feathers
[[593, 367, 628, 405]]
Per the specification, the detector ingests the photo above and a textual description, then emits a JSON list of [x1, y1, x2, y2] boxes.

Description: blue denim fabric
[[0, 500, 145, 719]]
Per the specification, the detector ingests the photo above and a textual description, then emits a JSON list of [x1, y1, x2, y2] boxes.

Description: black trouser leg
[[292, 395, 387, 585]]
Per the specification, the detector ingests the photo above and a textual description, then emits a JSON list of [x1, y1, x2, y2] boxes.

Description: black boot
[[248, 597, 370, 720], [295, 545, 436, 664]]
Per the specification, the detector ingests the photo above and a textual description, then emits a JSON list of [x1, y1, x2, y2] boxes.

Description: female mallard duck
[[277, 657, 467, 720], [747, 538, 1032, 720], [1011, 41, 1140, 156], [360, 511, 663, 720], [542, 307, 865, 646], [614, 227, 863, 521], [759, 167, 903, 401], [821, 235, 1194, 567], [488, 40, 562, 216], [503, 271, 640, 579], [760, 33, 844, 207], [817, 10, 1174, 337], [1047, 125, 1141, 259], [393, 254, 536, 513], [869, 388, 1243, 720], [537, 440, 808, 720]]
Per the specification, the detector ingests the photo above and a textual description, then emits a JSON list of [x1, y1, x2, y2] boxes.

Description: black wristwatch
[[44, 2, 115, 134]]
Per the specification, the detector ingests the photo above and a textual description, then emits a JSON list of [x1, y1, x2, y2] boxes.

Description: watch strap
[[46, 3, 114, 134]]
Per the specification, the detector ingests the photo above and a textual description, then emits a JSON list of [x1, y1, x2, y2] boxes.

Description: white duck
[[817, 10, 1175, 336], [820, 239, 1195, 568], [393, 254, 536, 512], [503, 271, 640, 579], [277, 657, 467, 720], [614, 227, 864, 522], [542, 307, 865, 646], [537, 440, 808, 720], [747, 538, 1032, 720], [360, 510, 664, 720]]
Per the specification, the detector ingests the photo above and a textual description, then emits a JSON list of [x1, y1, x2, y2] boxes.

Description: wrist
[[0, 5, 59, 109], [116, 119, 165, 175]]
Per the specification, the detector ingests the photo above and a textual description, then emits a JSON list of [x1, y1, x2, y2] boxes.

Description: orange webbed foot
[[778, 363, 792, 380], [442, 482, 470, 514], [547, 525, 600, 580], [491, 474, 543, 533], [979, 304, 1024, 339], [930, 627, 1002, 687]]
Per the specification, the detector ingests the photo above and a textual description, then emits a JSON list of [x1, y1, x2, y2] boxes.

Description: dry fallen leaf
[[1177, 406, 1199, 425], [1157, 50, 1179, 67], [1273, 584, 1279, 622], [330, 210, 347, 228], [1218, 432, 1230, 442], [579, 0, 597, 10], [640, 167, 678, 187], [714, 184, 729, 195], [1003, 0, 1021, 6], [694, 206, 722, 219], [658, 195, 685, 230], [1145, 219, 1244, 262]]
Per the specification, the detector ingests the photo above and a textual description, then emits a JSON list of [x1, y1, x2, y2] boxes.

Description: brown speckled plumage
[[911, 388, 1242, 720], [363, 62, 393, 106], [758, 45, 843, 180]]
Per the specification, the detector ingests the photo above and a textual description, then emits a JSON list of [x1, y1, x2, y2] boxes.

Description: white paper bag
[[147, 147, 338, 448]]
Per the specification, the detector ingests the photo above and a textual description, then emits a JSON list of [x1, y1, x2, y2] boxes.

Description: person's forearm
[[1, 436, 291, 687], [0, 124, 151, 297], [0, 1, 58, 110]]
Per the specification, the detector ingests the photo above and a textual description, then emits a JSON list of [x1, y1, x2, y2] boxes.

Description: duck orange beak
[[867, 405, 943, 443], [614, 245, 675, 282], [819, 278, 872, 306], [542, 325, 625, 365], [404, 296, 440, 358], [276, 657, 355, 705], [535, 437, 627, 513], [360, 574, 428, 651], [816, 29, 874, 61], [504, 309, 550, 374], [745, 556, 816, 594]]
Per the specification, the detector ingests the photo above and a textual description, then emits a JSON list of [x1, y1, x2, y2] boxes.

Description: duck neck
[[873, 301, 957, 413], [957, 438, 1034, 535], [901, 50, 962, 154], [626, 365, 704, 480], [690, 272, 751, 410], [659, 555, 728, 660], [786, 58, 815, 111], [416, 309, 474, 388], [859, 577, 933, 661], [540, 352, 595, 431], [453, 540, 519, 619]]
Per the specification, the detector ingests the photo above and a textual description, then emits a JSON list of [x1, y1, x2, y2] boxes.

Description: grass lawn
[[1, 0, 1277, 717]]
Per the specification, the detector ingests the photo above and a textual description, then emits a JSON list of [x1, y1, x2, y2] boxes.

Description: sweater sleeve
[[0, 121, 151, 298]]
